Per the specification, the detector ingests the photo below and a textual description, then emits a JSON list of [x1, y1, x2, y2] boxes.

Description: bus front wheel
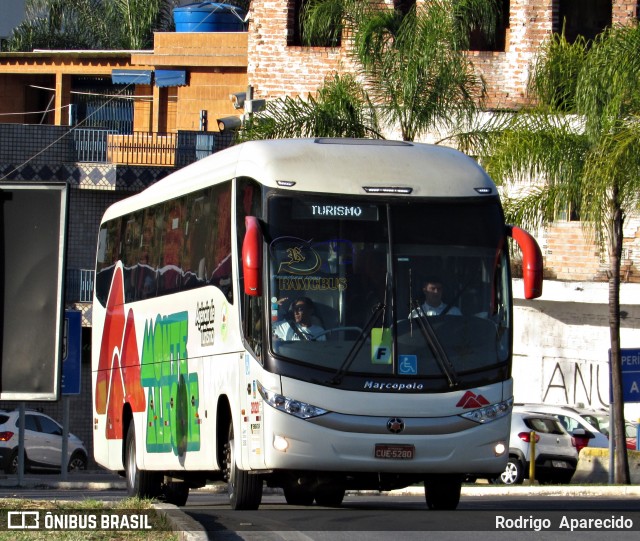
[[424, 474, 462, 510], [125, 423, 161, 499], [224, 422, 262, 510]]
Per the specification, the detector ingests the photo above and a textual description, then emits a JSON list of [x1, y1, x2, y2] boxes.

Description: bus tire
[[162, 481, 190, 506], [125, 423, 161, 499], [283, 484, 315, 506], [424, 474, 462, 510], [315, 486, 345, 507], [224, 422, 262, 510]]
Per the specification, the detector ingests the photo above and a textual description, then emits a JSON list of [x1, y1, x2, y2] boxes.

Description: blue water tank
[[173, 2, 246, 33]]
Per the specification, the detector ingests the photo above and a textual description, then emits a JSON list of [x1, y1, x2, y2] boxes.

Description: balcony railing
[[108, 132, 178, 166], [73, 128, 116, 162], [66, 268, 94, 303], [0, 124, 235, 168]]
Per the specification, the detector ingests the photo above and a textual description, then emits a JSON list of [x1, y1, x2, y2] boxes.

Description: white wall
[[512, 279, 640, 421]]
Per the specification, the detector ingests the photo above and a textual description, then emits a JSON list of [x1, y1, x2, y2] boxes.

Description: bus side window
[[236, 177, 262, 360], [122, 213, 142, 303], [158, 199, 185, 295], [205, 182, 233, 303], [138, 208, 158, 299], [183, 192, 209, 291], [95, 218, 122, 306]]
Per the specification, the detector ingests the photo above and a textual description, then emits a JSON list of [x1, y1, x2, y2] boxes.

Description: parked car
[[624, 421, 638, 450], [0, 409, 88, 474], [571, 407, 638, 451], [493, 408, 579, 485], [514, 403, 609, 451]]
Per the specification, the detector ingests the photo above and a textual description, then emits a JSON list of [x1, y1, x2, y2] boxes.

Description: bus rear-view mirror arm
[[243, 216, 263, 296], [506, 225, 543, 300]]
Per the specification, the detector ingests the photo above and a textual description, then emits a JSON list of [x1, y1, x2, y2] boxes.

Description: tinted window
[[38, 416, 62, 436], [95, 182, 233, 305], [525, 416, 564, 435], [24, 415, 39, 431]]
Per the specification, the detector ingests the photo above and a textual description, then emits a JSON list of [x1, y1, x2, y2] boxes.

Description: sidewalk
[[1, 469, 639, 497]]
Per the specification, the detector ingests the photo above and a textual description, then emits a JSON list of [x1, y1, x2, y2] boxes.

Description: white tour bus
[[92, 138, 543, 510]]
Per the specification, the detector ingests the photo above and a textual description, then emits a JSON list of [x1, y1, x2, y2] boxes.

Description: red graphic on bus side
[[94, 265, 146, 439]]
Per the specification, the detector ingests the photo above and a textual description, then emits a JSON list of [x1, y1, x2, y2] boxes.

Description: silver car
[[0, 409, 88, 473], [495, 409, 578, 485], [514, 403, 610, 449]]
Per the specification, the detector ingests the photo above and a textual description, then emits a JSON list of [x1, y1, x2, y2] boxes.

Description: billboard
[[0, 183, 68, 400]]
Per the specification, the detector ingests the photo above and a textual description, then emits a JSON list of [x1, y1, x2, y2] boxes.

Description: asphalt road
[[1, 473, 640, 540]]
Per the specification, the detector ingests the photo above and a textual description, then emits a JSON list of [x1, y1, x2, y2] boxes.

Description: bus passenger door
[[238, 212, 267, 469]]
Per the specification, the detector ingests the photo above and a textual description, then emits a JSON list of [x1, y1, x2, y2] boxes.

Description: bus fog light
[[273, 435, 289, 452], [494, 442, 506, 456]]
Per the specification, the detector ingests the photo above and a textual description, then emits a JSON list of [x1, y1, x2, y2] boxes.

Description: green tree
[[242, 74, 382, 140], [457, 25, 640, 484], [244, 0, 495, 141], [6, 0, 179, 51], [105, 0, 177, 50]]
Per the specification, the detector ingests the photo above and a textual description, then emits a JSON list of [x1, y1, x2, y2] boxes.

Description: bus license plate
[[374, 444, 415, 460]]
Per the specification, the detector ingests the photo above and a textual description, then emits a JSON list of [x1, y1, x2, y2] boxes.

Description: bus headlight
[[258, 382, 329, 419], [460, 398, 513, 424]]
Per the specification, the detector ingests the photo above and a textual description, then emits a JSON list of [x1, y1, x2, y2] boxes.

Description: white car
[[514, 403, 610, 450], [0, 409, 88, 473], [494, 409, 578, 485]]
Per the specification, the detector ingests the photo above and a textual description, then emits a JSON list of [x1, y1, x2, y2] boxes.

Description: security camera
[[230, 92, 246, 109], [217, 116, 243, 132]]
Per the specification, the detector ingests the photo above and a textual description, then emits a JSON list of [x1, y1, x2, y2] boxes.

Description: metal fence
[[0, 124, 235, 168], [65, 268, 94, 303], [73, 128, 116, 162]]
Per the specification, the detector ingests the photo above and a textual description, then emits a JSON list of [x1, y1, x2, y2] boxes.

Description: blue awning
[[155, 70, 187, 88], [111, 69, 153, 85]]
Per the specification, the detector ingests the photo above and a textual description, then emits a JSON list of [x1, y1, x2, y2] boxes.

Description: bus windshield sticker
[[371, 328, 392, 364], [398, 355, 418, 375], [292, 203, 379, 221], [271, 237, 322, 275]]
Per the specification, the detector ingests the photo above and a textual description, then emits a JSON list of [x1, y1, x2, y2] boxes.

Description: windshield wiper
[[410, 300, 460, 388], [329, 303, 385, 385]]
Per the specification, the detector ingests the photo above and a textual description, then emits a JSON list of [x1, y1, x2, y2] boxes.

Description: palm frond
[[241, 74, 382, 141]]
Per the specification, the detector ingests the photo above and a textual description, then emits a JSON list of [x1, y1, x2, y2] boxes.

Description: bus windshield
[[267, 195, 511, 389]]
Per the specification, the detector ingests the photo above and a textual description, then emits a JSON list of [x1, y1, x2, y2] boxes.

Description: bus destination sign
[[293, 202, 379, 221]]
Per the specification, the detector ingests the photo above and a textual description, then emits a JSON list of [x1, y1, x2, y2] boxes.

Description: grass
[[0, 497, 180, 540]]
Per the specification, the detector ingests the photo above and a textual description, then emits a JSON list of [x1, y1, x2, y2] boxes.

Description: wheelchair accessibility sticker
[[398, 355, 418, 375]]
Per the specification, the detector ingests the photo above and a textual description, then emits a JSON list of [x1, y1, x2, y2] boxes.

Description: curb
[[3, 475, 640, 497], [153, 503, 208, 541]]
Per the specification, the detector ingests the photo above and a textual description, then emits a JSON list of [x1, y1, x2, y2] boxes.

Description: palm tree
[[6, 0, 104, 50], [105, 0, 178, 50], [6, 0, 179, 51], [456, 25, 640, 484], [245, 0, 495, 141], [242, 74, 382, 140]]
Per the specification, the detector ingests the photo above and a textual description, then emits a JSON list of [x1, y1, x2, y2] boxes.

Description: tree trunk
[[609, 198, 630, 484]]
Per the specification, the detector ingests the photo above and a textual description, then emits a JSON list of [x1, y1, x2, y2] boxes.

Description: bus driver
[[273, 297, 326, 341], [410, 277, 462, 317]]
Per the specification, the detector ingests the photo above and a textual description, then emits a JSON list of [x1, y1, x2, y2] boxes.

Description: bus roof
[[101, 138, 496, 222]]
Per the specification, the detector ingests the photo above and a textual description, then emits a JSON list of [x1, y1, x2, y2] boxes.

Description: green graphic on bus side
[[140, 311, 201, 454]]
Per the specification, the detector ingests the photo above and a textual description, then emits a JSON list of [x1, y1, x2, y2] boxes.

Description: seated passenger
[[410, 277, 461, 317], [273, 297, 326, 341]]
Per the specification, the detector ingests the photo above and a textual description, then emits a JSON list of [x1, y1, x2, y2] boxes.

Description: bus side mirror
[[507, 225, 543, 300], [242, 216, 262, 296]]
